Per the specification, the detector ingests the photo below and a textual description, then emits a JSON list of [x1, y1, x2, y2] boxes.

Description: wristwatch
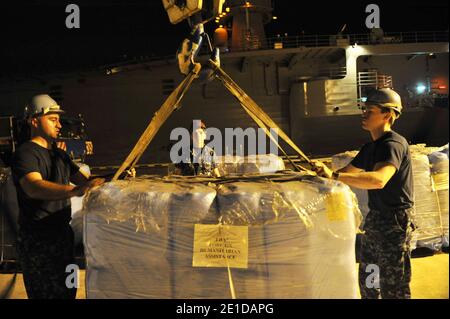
[[332, 171, 340, 180]]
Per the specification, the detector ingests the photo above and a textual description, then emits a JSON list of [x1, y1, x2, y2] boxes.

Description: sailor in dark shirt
[[312, 88, 414, 299], [12, 94, 104, 299]]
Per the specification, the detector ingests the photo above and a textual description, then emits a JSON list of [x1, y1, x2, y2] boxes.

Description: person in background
[[175, 119, 220, 177]]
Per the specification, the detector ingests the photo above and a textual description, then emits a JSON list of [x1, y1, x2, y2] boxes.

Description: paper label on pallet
[[326, 192, 348, 222], [432, 173, 449, 191], [192, 224, 248, 269]]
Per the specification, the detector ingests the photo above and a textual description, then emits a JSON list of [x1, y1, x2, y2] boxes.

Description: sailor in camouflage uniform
[[312, 89, 414, 299], [359, 209, 414, 298]]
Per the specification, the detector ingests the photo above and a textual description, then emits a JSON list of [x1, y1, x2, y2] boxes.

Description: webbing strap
[[210, 59, 312, 164], [114, 59, 313, 180], [239, 101, 310, 172], [112, 64, 201, 181]]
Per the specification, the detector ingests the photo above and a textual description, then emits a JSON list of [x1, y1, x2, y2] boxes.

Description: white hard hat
[[25, 94, 65, 118]]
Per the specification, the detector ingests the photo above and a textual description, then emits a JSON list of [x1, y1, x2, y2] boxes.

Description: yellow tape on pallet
[[326, 192, 348, 222]]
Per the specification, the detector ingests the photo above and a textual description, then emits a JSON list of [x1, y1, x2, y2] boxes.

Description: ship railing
[[248, 30, 449, 51], [317, 66, 347, 79], [99, 31, 447, 72], [266, 34, 334, 49], [239, 33, 264, 51], [377, 75, 393, 89], [358, 71, 393, 88], [358, 71, 394, 101]]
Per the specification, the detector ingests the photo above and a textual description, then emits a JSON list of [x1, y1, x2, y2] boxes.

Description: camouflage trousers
[[17, 225, 77, 299], [358, 209, 414, 299]]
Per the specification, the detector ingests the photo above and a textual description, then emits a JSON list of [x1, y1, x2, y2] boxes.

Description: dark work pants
[[358, 209, 413, 299], [17, 225, 77, 299]]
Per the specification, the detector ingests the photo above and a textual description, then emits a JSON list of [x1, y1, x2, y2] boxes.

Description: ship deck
[[1, 253, 448, 299]]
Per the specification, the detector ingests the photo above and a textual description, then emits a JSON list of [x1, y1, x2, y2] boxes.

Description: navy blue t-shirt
[[351, 131, 414, 212], [12, 141, 80, 233]]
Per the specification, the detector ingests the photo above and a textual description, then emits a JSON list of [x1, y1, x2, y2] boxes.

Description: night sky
[[1, 0, 448, 77]]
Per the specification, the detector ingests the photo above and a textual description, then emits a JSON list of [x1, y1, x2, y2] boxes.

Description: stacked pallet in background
[[168, 154, 286, 176], [0, 168, 19, 262], [215, 154, 286, 175], [428, 146, 449, 248], [410, 153, 442, 250], [83, 173, 360, 299]]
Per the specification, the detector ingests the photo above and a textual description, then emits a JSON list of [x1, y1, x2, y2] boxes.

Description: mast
[[215, 0, 273, 51]]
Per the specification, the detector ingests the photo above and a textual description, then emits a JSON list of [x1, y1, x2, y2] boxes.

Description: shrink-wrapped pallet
[[331, 151, 369, 226], [84, 179, 217, 298], [410, 154, 442, 250], [83, 173, 360, 299], [428, 149, 449, 248]]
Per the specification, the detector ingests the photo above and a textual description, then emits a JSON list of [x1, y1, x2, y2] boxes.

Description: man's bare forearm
[[27, 180, 77, 200], [337, 172, 385, 190]]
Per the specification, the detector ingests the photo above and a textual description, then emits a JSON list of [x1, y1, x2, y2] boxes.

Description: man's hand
[[125, 168, 136, 178], [212, 167, 221, 178], [72, 178, 105, 197], [85, 141, 94, 155], [311, 160, 333, 179]]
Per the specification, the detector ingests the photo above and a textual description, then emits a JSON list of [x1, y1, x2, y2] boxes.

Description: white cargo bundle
[[215, 179, 359, 298], [411, 154, 443, 250], [428, 148, 449, 248], [331, 151, 370, 226], [84, 179, 216, 298], [215, 154, 286, 176], [83, 173, 360, 299]]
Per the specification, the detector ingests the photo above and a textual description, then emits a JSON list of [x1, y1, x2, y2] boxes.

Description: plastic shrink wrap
[[0, 167, 19, 262], [0, 167, 18, 260], [216, 154, 286, 175], [70, 164, 91, 246], [410, 153, 443, 251], [70, 195, 85, 246], [428, 147, 449, 248], [0, 169, 19, 234], [331, 151, 369, 226], [83, 173, 361, 299], [83, 179, 217, 298]]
